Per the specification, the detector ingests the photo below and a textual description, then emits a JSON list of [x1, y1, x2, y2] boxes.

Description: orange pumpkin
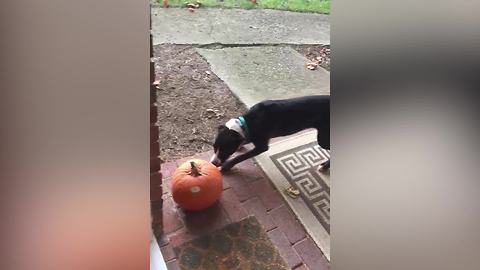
[[171, 159, 223, 211]]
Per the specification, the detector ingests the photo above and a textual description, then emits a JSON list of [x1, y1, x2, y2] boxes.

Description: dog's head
[[210, 125, 243, 166]]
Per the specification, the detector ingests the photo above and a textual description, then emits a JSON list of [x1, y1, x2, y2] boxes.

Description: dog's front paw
[[319, 160, 330, 171], [220, 162, 234, 173]]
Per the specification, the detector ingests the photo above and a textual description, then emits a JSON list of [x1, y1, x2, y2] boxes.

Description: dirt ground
[[154, 44, 330, 161], [293, 44, 331, 71], [154, 45, 247, 161]]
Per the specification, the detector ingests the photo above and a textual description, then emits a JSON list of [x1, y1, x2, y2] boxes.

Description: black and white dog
[[211, 95, 330, 172]]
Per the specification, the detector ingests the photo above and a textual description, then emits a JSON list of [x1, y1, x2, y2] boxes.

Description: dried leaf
[[306, 62, 318, 70], [285, 186, 300, 199], [186, 3, 200, 8], [153, 80, 160, 86]]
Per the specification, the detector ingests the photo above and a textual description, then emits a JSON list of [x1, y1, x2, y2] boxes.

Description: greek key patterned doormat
[[254, 130, 330, 260], [173, 216, 288, 270], [270, 141, 330, 233]]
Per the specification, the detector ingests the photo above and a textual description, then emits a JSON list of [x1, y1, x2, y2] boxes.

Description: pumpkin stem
[[190, 161, 201, 176]]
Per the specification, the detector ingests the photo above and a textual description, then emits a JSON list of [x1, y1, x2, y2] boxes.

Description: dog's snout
[[210, 153, 221, 167]]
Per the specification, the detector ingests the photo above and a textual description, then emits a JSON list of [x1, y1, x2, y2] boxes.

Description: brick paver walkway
[[151, 150, 329, 270]]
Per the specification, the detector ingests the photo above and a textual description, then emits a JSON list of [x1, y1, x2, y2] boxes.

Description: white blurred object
[[150, 227, 167, 270]]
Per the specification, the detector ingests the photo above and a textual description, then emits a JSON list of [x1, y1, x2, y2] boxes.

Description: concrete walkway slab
[[196, 46, 330, 108], [152, 8, 330, 45]]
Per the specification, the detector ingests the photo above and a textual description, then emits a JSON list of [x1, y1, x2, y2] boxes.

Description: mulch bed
[[154, 45, 247, 161], [293, 44, 331, 71]]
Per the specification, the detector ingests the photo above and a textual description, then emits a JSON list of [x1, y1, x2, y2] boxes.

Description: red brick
[[162, 178, 172, 195], [270, 205, 306, 244], [168, 227, 195, 248], [150, 142, 160, 158], [150, 125, 159, 143], [150, 35, 153, 58], [151, 172, 162, 186], [242, 197, 276, 231], [219, 189, 248, 222], [260, 191, 284, 211], [222, 176, 231, 190], [250, 178, 284, 211], [177, 202, 231, 236], [151, 206, 163, 227], [166, 259, 181, 270], [151, 157, 161, 173], [293, 238, 329, 270], [233, 159, 263, 183], [151, 186, 163, 202], [155, 230, 169, 247], [150, 105, 157, 124], [223, 172, 255, 202], [150, 60, 155, 79], [152, 225, 163, 247], [150, 85, 157, 104], [160, 244, 177, 262], [151, 200, 163, 211], [294, 264, 310, 270], [162, 196, 184, 234], [161, 161, 177, 179], [267, 228, 302, 269], [248, 177, 270, 193], [151, 189, 163, 202]]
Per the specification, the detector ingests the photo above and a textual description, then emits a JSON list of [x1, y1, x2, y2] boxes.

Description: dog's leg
[[317, 130, 330, 171], [320, 159, 330, 170], [221, 145, 268, 172]]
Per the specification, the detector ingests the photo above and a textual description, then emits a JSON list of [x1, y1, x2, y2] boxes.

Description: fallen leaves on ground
[[206, 108, 224, 119], [306, 62, 319, 70], [153, 80, 161, 89], [185, 1, 202, 12], [306, 47, 329, 70]]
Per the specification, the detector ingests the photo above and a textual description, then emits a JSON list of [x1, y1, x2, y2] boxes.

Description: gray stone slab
[[152, 8, 329, 45], [196, 46, 330, 108]]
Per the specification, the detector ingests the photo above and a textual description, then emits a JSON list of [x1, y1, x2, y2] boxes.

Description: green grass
[[160, 0, 330, 14]]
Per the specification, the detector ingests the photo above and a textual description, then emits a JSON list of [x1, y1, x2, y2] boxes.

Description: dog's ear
[[218, 125, 228, 132]]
